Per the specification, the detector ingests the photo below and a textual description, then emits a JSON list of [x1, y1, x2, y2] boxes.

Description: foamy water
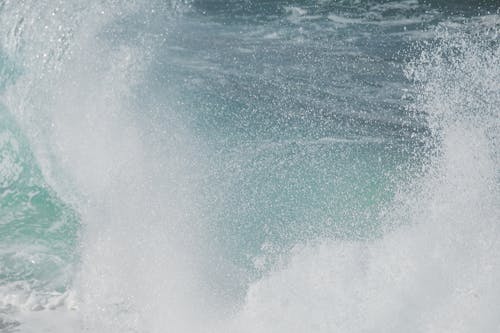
[[0, 1, 498, 332]]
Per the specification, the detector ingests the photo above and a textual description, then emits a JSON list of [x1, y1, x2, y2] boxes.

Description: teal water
[[0, 1, 499, 332], [0, 104, 78, 284]]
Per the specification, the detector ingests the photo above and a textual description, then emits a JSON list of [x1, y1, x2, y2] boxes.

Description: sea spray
[[231, 23, 500, 333], [1, 1, 212, 331], [0, 1, 498, 332]]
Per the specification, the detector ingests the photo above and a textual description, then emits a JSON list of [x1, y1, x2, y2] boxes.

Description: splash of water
[[1, 1, 214, 332], [0, 1, 498, 332], [230, 23, 500, 333]]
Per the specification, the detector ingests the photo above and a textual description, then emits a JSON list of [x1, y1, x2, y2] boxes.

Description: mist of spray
[[229, 24, 500, 333], [0, 1, 498, 332], [1, 1, 217, 332]]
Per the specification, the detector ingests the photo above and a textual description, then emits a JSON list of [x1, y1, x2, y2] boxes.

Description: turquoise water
[[0, 1, 499, 332], [0, 103, 78, 283]]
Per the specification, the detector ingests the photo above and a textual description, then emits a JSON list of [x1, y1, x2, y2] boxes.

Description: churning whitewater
[[0, 0, 499, 332]]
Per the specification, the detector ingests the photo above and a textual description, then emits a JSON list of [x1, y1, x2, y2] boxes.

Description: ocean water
[[0, 0, 499, 332]]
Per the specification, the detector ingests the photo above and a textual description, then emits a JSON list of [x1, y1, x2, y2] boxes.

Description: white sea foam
[[0, 1, 498, 332], [1, 1, 212, 332], [229, 24, 500, 333]]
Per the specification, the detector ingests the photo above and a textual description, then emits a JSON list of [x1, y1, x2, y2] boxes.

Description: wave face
[[0, 0, 498, 332]]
